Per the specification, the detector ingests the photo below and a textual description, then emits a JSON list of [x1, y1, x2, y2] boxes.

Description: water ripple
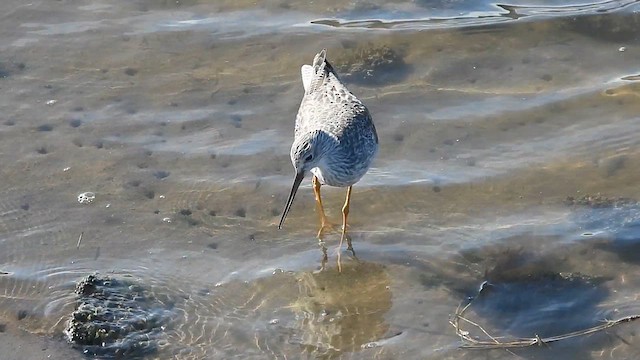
[[312, 0, 640, 30]]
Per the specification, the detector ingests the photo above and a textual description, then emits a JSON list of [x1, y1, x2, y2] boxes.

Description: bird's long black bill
[[278, 172, 304, 229]]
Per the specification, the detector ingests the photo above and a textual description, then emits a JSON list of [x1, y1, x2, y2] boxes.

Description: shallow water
[[1, 0, 640, 359]]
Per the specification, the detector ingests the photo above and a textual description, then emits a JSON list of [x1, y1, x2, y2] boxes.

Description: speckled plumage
[[293, 49, 378, 187], [278, 49, 378, 230]]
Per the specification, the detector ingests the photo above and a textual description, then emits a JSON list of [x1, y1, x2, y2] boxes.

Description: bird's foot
[[336, 231, 356, 273], [345, 234, 356, 257]]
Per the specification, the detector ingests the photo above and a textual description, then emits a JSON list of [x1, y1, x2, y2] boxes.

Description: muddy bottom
[[1, 0, 640, 359]]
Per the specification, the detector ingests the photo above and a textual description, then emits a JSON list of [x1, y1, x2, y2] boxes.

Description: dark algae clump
[[565, 194, 636, 208], [567, 13, 640, 42], [334, 44, 409, 86], [65, 274, 173, 359]]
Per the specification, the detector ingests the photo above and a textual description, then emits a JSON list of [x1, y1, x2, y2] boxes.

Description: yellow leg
[[313, 175, 333, 239], [340, 186, 352, 246], [337, 186, 352, 273]]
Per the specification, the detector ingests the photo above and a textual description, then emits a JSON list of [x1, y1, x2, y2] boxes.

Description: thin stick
[[76, 232, 84, 249]]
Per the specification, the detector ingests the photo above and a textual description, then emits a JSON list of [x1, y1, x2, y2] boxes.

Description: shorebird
[[278, 49, 378, 250]]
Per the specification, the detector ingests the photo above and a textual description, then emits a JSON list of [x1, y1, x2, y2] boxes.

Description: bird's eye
[[305, 154, 313, 162]]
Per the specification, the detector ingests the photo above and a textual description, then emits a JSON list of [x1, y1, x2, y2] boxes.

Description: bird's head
[[290, 131, 324, 175], [278, 130, 333, 229]]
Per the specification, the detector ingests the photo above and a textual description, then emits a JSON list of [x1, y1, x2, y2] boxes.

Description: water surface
[[1, 0, 640, 358]]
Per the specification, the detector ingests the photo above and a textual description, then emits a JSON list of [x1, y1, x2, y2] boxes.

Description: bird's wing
[[296, 49, 352, 135], [304, 49, 342, 95], [300, 65, 313, 92]]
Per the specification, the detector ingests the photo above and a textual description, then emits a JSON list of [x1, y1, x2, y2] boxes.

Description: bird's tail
[[300, 49, 339, 94]]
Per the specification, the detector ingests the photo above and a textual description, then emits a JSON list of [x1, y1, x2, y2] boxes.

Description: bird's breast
[[311, 167, 347, 187], [310, 163, 368, 188], [310, 167, 328, 185]]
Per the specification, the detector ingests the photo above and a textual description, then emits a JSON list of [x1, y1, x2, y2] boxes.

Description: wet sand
[[1, 0, 640, 359], [0, 329, 83, 360]]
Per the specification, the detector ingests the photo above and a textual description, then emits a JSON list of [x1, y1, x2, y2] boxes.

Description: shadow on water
[[466, 261, 609, 358], [478, 261, 617, 359], [567, 195, 640, 265], [477, 230, 640, 359], [360, 231, 637, 359]]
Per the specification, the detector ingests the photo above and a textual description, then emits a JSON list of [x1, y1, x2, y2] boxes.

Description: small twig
[[76, 232, 84, 249], [458, 315, 501, 344]]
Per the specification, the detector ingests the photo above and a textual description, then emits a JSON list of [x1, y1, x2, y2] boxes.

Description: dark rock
[[17, 309, 28, 320], [143, 189, 155, 199], [153, 170, 170, 179], [65, 274, 172, 358], [124, 68, 138, 76]]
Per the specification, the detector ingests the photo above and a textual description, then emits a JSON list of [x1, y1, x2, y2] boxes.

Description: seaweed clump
[[65, 274, 173, 359], [564, 194, 636, 208], [334, 44, 409, 86], [567, 13, 640, 42]]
